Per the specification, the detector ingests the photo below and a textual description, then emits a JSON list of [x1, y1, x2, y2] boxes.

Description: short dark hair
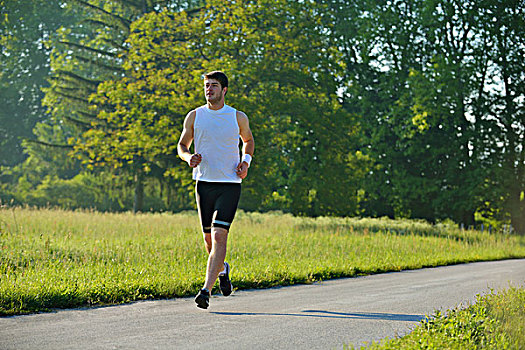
[[204, 71, 228, 90]]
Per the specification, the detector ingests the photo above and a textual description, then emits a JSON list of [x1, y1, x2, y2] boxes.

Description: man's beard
[[207, 92, 223, 104]]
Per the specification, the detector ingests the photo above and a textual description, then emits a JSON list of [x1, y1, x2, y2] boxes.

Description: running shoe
[[194, 289, 210, 309], [219, 262, 233, 296]]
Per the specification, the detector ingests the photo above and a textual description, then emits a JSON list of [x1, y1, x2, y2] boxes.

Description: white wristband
[[242, 154, 252, 167]]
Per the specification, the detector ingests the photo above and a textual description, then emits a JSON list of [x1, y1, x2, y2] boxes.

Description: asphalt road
[[1, 259, 524, 350]]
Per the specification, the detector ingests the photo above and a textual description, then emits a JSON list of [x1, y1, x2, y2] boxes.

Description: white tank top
[[192, 104, 242, 183]]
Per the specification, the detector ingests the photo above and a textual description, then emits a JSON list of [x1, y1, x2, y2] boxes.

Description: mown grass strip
[[1, 208, 525, 315], [351, 285, 525, 349]]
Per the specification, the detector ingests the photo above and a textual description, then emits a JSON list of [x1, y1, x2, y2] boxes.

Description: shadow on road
[[211, 309, 426, 322]]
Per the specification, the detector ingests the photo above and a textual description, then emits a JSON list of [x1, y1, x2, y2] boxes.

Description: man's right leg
[[195, 182, 214, 308], [196, 229, 229, 309]]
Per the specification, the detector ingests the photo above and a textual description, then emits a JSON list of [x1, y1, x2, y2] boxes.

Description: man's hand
[[188, 153, 202, 168], [236, 161, 249, 179]]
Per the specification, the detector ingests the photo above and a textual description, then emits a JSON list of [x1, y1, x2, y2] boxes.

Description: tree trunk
[[509, 187, 525, 235], [133, 172, 144, 213], [460, 210, 475, 228]]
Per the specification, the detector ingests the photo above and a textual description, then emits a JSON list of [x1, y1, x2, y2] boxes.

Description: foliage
[[0, 0, 74, 167], [35, 1, 201, 212], [76, 0, 366, 216], [1, 168, 190, 212], [1, 207, 524, 315], [0, 0, 524, 231], [476, 0, 525, 234], [327, 0, 524, 230], [354, 286, 525, 349]]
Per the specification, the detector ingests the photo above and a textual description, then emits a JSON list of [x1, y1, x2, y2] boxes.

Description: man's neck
[[207, 100, 225, 111]]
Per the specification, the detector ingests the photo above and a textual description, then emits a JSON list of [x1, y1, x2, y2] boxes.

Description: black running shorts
[[195, 181, 241, 233]]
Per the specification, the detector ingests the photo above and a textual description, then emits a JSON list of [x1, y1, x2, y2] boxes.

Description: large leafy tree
[[0, 1, 84, 206], [329, 0, 523, 230], [38, 0, 201, 211], [476, 0, 525, 233], [76, 0, 366, 216], [0, 0, 74, 168], [398, 0, 524, 231], [394, 0, 489, 224], [330, 0, 446, 220]]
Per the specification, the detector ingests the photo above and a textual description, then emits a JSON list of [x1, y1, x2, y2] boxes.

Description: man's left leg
[[203, 227, 229, 292]]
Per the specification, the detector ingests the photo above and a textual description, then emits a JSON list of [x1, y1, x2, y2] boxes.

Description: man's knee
[[212, 227, 228, 244]]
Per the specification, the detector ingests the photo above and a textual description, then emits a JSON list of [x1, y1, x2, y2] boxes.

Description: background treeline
[[0, 0, 523, 233]]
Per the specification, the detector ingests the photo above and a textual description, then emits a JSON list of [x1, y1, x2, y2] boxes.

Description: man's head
[[204, 71, 228, 105]]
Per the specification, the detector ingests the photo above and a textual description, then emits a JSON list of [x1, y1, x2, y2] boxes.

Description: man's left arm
[[236, 111, 254, 179]]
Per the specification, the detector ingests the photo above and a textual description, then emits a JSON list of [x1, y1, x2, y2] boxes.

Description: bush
[[354, 286, 525, 349]]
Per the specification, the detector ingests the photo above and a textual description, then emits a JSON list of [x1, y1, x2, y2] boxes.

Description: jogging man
[[177, 71, 254, 309]]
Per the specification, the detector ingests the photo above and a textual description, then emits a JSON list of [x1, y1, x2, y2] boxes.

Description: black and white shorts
[[195, 181, 241, 233]]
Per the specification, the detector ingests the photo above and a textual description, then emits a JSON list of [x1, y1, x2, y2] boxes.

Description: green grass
[[1, 207, 525, 316], [351, 285, 525, 349]]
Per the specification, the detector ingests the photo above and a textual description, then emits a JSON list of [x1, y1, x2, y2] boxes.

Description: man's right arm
[[177, 110, 201, 167]]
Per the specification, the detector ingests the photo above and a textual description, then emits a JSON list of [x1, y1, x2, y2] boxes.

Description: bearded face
[[204, 78, 227, 105]]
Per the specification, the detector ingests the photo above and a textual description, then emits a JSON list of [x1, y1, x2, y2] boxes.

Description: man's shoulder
[[235, 110, 248, 120], [184, 109, 197, 127], [186, 109, 197, 118], [193, 105, 207, 114], [236, 110, 250, 129]]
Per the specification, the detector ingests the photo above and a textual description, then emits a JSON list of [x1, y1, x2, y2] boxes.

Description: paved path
[[1, 259, 524, 350]]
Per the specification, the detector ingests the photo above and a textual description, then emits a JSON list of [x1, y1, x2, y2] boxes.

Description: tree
[[0, 0, 75, 168], [328, 0, 522, 228], [476, 0, 525, 233], [76, 0, 365, 216], [39, 0, 202, 212], [394, 0, 489, 224]]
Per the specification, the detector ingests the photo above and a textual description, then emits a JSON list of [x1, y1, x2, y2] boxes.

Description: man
[[177, 71, 254, 309]]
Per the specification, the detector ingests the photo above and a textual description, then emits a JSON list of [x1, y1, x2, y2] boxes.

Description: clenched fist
[[188, 153, 202, 168]]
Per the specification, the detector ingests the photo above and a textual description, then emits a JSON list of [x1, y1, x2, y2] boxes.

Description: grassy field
[[1, 207, 525, 316], [352, 285, 525, 349]]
